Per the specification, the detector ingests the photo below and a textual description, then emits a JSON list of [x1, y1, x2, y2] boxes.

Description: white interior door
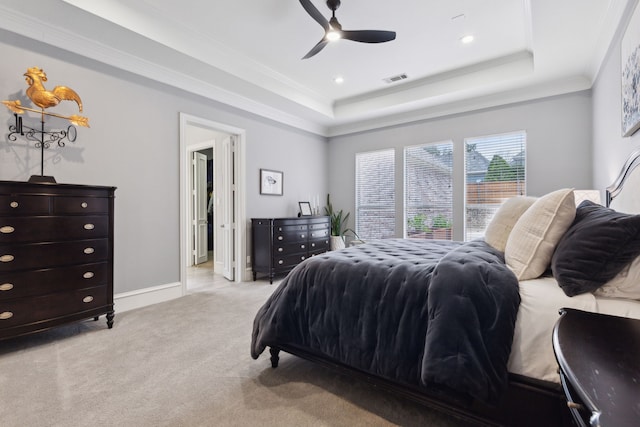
[[193, 151, 208, 265], [215, 136, 235, 280]]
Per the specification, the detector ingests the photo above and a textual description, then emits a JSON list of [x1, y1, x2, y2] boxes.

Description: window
[[465, 131, 526, 241], [405, 142, 453, 240], [355, 149, 395, 240]]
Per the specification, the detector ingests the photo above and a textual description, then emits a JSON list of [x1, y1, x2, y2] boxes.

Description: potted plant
[[431, 214, 452, 240], [324, 194, 353, 250], [407, 213, 432, 239]]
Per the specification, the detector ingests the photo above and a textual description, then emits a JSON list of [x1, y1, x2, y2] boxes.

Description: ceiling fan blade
[[299, 0, 330, 32], [302, 38, 329, 59], [342, 30, 396, 43]]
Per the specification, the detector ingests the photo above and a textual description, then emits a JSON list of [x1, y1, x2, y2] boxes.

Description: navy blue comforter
[[250, 239, 520, 404]]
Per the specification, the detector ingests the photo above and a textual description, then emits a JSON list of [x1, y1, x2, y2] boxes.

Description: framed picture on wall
[[622, 1, 640, 137], [260, 169, 283, 195]]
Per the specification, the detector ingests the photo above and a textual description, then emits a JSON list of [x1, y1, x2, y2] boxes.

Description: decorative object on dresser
[[3, 67, 90, 183], [298, 201, 312, 216], [0, 180, 116, 340], [553, 308, 640, 427], [251, 216, 329, 284]]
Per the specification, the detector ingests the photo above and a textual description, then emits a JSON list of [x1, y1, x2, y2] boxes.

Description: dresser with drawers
[[251, 216, 330, 283], [0, 180, 116, 340]]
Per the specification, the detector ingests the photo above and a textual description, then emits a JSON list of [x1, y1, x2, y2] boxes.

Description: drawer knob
[[84, 223, 95, 230], [278, 260, 284, 265], [0, 283, 14, 291], [277, 247, 283, 252], [82, 296, 94, 303], [300, 256, 306, 261], [301, 244, 305, 249], [0, 311, 13, 320], [0, 255, 14, 263], [277, 236, 283, 241], [83, 272, 94, 279], [84, 247, 95, 254], [9, 201, 18, 208], [0, 226, 15, 234], [300, 234, 306, 239], [311, 243, 316, 247], [81, 202, 88, 208]]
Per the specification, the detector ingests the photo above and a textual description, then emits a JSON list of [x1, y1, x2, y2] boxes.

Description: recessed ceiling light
[[461, 35, 474, 44], [333, 76, 344, 84]]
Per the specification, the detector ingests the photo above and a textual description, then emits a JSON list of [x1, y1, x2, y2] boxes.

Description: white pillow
[[505, 189, 576, 280], [484, 196, 537, 252], [594, 255, 640, 300]]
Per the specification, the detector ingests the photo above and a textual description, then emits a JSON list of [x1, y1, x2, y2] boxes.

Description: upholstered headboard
[[606, 148, 640, 214]]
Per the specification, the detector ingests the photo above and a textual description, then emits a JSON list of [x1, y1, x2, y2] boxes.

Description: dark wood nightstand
[[552, 308, 640, 427]]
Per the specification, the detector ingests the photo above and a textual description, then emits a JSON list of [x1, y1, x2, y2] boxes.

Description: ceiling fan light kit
[[299, 0, 396, 59]]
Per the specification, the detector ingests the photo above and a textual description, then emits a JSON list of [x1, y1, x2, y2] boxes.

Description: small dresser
[[553, 308, 640, 427], [0, 180, 116, 340], [252, 216, 330, 283]]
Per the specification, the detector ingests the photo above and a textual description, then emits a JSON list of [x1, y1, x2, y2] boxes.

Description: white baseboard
[[114, 282, 183, 313]]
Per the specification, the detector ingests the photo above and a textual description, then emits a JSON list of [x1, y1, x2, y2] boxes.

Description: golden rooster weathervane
[[2, 67, 90, 183]]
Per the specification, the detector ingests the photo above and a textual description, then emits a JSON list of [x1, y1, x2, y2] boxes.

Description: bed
[[251, 148, 640, 427]]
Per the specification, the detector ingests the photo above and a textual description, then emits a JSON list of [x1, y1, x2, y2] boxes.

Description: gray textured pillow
[[552, 200, 640, 296], [484, 196, 537, 252], [505, 189, 575, 280]]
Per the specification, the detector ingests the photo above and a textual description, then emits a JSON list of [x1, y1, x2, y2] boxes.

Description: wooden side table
[[552, 308, 640, 427]]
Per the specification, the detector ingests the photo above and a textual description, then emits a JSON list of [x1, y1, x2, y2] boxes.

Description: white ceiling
[[0, 0, 631, 136]]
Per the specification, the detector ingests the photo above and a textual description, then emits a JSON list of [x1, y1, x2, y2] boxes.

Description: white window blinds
[[404, 142, 453, 240], [355, 149, 395, 240], [465, 131, 526, 241]]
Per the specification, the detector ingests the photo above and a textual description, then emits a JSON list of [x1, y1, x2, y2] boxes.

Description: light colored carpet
[[0, 280, 474, 427]]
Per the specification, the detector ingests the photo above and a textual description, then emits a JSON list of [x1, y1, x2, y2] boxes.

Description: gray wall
[[592, 0, 640, 191], [0, 31, 328, 294], [328, 91, 593, 240]]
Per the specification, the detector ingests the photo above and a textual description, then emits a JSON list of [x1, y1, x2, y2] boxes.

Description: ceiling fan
[[299, 0, 396, 59]]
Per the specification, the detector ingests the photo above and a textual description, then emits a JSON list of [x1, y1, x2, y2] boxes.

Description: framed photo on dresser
[[299, 201, 312, 216]]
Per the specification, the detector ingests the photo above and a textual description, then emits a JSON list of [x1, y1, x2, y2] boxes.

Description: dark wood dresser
[[552, 308, 640, 427], [252, 216, 330, 283], [0, 180, 116, 340]]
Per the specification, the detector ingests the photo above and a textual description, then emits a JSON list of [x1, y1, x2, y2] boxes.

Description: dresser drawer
[[274, 226, 308, 242], [274, 242, 308, 256], [309, 228, 329, 239], [309, 239, 330, 254], [0, 239, 109, 271], [0, 195, 49, 215], [274, 253, 308, 269], [0, 216, 109, 243], [53, 196, 109, 214], [308, 221, 329, 231], [0, 262, 109, 300], [0, 285, 108, 329]]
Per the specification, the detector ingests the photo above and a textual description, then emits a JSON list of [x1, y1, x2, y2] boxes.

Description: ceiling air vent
[[383, 73, 408, 84]]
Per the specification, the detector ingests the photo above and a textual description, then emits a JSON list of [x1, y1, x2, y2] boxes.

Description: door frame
[[179, 113, 247, 292]]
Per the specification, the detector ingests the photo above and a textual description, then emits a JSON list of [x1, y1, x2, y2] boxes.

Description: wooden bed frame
[[265, 148, 640, 427]]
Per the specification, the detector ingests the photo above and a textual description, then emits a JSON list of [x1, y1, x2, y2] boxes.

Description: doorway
[[179, 113, 247, 293]]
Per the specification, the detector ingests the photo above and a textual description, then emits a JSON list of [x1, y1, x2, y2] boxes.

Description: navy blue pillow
[[551, 200, 640, 296]]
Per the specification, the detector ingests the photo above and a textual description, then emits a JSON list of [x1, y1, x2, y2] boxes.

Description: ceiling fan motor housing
[[327, 0, 341, 12]]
